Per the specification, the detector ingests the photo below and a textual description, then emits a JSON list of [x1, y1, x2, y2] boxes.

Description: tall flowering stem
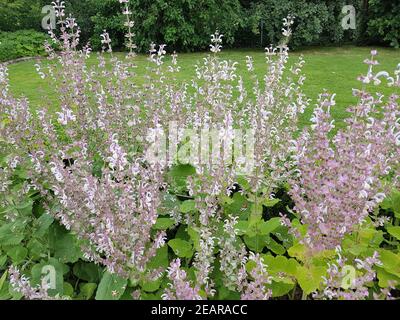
[[162, 259, 202, 300], [290, 53, 400, 251]]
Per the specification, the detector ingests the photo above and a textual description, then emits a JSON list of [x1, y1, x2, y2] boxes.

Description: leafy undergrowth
[[1, 1, 400, 300]]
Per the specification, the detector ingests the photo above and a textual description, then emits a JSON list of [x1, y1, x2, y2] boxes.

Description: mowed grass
[[6, 46, 400, 129]]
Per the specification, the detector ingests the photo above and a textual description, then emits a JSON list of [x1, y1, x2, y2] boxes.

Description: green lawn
[[6, 46, 400, 129]]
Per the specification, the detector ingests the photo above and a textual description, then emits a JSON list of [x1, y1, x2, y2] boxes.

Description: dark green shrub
[[366, 0, 400, 48], [0, 30, 48, 62], [236, 0, 361, 49], [89, 0, 243, 52], [0, 0, 48, 32]]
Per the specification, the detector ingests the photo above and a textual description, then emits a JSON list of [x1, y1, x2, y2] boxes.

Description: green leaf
[[174, 225, 191, 241], [9, 199, 33, 217], [140, 277, 162, 293], [0, 271, 7, 292], [262, 255, 299, 278], [78, 283, 97, 300], [27, 238, 47, 260], [34, 213, 54, 237], [153, 218, 175, 230], [187, 226, 201, 251], [376, 266, 400, 288], [259, 217, 282, 235], [14, 199, 33, 216], [95, 271, 127, 300], [63, 282, 74, 297], [378, 249, 400, 278], [180, 200, 196, 213], [0, 221, 25, 246], [243, 234, 268, 252], [387, 226, 400, 241], [168, 164, 196, 191], [268, 280, 295, 298], [265, 237, 286, 255], [235, 221, 248, 236], [381, 189, 400, 217], [147, 246, 169, 269], [236, 176, 251, 192], [0, 255, 7, 268], [7, 246, 28, 264], [49, 223, 81, 263], [288, 243, 307, 262], [248, 204, 263, 223], [168, 239, 193, 258], [216, 286, 241, 300], [262, 198, 281, 207], [73, 262, 103, 283], [296, 265, 326, 295]]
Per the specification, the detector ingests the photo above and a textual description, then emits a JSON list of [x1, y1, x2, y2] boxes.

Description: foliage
[[1, 0, 400, 301], [238, 0, 373, 49], [366, 0, 400, 48], [89, 0, 243, 52], [0, 0, 48, 32], [0, 30, 49, 62], [1, 0, 400, 51]]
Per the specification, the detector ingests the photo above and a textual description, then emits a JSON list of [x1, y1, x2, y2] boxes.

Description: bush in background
[[236, 0, 364, 49], [0, 0, 399, 53], [0, 30, 48, 62], [367, 0, 400, 48], [0, 0, 47, 32]]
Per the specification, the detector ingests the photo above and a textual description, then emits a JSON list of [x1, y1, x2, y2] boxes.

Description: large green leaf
[[259, 217, 282, 235], [7, 246, 27, 264], [0, 271, 7, 292], [0, 221, 25, 246], [180, 200, 196, 213], [95, 271, 127, 300], [33, 213, 54, 237], [295, 265, 326, 295], [49, 223, 81, 263], [73, 262, 103, 283], [262, 255, 299, 278], [387, 226, 400, 241], [78, 283, 97, 300], [381, 189, 400, 218], [243, 234, 268, 252], [147, 245, 169, 269], [268, 280, 295, 298], [168, 239, 193, 258], [378, 249, 400, 278], [376, 266, 400, 288], [153, 217, 176, 230], [167, 164, 196, 191]]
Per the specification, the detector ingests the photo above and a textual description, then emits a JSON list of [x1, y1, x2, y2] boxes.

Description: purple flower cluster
[[240, 253, 272, 300], [162, 259, 202, 300], [1, 0, 399, 300], [313, 247, 385, 300], [8, 266, 59, 300], [289, 58, 400, 250]]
